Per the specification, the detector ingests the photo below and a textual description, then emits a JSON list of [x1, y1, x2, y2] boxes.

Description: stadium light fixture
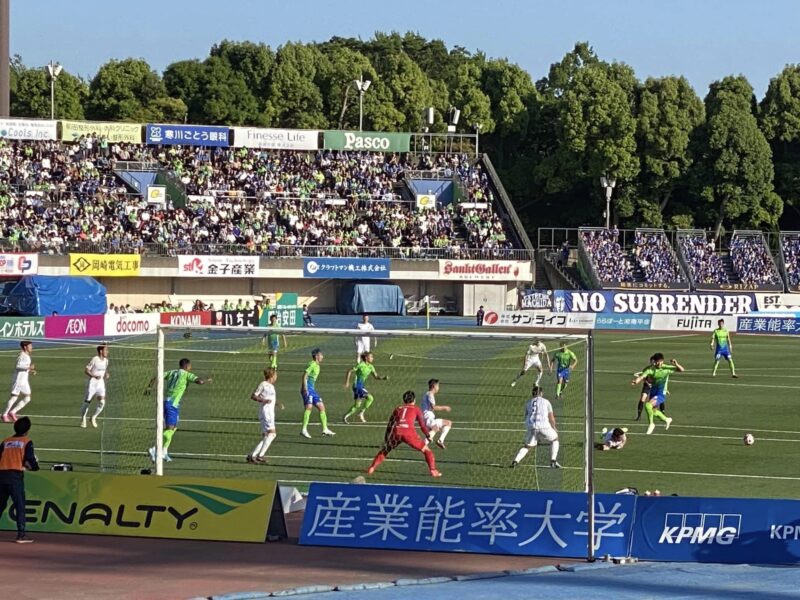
[[473, 123, 482, 156], [600, 176, 617, 229], [45, 61, 63, 120], [353, 75, 372, 131]]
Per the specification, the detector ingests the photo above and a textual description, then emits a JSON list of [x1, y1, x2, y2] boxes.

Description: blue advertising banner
[[303, 258, 390, 279], [552, 291, 756, 315], [632, 495, 800, 564], [736, 315, 800, 335], [146, 123, 229, 147], [595, 313, 652, 330], [300, 483, 635, 559]]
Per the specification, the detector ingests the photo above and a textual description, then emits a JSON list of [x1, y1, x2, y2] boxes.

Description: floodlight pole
[[600, 176, 617, 229], [354, 75, 371, 131], [46, 61, 63, 120]]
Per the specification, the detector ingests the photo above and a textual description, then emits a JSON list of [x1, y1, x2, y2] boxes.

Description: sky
[[10, 0, 800, 98]]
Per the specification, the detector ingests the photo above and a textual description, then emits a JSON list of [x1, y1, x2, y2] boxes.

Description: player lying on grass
[[595, 427, 628, 451], [553, 341, 578, 400], [631, 353, 682, 435], [300, 348, 335, 438], [366, 390, 442, 478], [343, 352, 388, 423], [711, 319, 738, 378], [3, 341, 35, 423], [421, 379, 452, 449], [511, 385, 561, 469], [247, 368, 281, 464], [81, 345, 109, 429], [510, 338, 551, 388], [148, 358, 212, 462]]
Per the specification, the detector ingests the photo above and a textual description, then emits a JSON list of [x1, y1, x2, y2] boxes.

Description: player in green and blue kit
[[266, 314, 287, 370], [300, 349, 335, 438], [553, 342, 578, 399], [343, 352, 389, 423], [711, 319, 738, 378], [148, 358, 212, 462], [631, 353, 683, 435]]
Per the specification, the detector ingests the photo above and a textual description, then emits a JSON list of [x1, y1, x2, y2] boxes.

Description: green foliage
[[10, 57, 87, 119], [265, 43, 327, 128]]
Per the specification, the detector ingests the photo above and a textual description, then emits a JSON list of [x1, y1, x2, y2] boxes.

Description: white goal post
[[153, 324, 598, 559]]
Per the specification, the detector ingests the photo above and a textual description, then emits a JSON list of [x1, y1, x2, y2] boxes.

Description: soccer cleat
[[9, 413, 17, 422], [550, 460, 562, 469], [246, 455, 256, 464], [358, 412, 367, 423], [343, 414, 350, 424], [732, 374, 739, 379], [80, 418, 87, 429], [148, 447, 156, 463], [163, 453, 172, 463], [510, 381, 517, 388], [510, 461, 518, 469], [254, 456, 267, 463], [646, 423, 656, 435], [1, 414, 9, 423], [665, 417, 673, 430], [430, 469, 443, 478], [15, 535, 33, 544], [322, 429, 336, 437], [435, 439, 447, 450], [300, 430, 312, 438], [91, 416, 98, 428], [366, 466, 376, 475]]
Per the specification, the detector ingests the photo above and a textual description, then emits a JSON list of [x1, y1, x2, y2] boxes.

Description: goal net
[[101, 326, 592, 493]]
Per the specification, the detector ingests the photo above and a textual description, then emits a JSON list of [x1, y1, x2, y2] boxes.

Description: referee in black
[[0, 416, 39, 543]]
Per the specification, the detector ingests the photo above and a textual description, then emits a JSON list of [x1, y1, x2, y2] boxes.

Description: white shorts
[[424, 412, 444, 431], [524, 357, 543, 371], [524, 427, 558, 446], [86, 378, 106, 401], [10, 378, 30, 397], [356, 343, 371, 355], [260, 407, 276, 433]]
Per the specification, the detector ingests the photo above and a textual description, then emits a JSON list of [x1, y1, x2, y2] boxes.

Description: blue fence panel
[[300, 483, 636, 559], [145, 123, 230, 147], [737, 315, 800, 335], [303, 257, 390, 279]]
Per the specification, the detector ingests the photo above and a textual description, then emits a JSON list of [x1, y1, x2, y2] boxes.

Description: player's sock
[[362, 394, 375, 412], [729, 359, 736, 375], [319, 411, 329, 430], [512, 371, 524, 383], [251, 439, 265, 457], [653, 408, 669, 423], [368, 451, 386, 472], [438, 424, 451, 443], [644, 402, 655, 425], [422, 448, 437, 471], [550, 440, 560, 462], [712, 361, 719, 376], [302, 410, 311, 430], [513, 447, 529, 464], [556, 382, 562, 397], [163, 428, 175, 450], [92, 399, 106, 418], [3, 397, 16, 416], [636, 401, 644, 420], [258, 433, 276, 457], [80, 400, 91, 418], [344, 403, 360, 420], [12, 397, 30, 413], [535, 371, 543, 386]]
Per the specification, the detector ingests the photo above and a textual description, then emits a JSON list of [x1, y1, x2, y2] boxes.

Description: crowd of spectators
[[632, 231, 686, 283], [781, 235, 800, 288], [729, 234, 782, 285], [678, 233, 729, 284], [0, 139, 516, 257], [580, 228, 634, 283]]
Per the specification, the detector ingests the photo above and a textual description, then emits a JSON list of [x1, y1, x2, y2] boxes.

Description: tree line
[[9, 34, 800, 233]]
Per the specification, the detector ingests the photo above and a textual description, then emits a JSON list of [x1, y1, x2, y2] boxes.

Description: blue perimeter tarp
[[337, 282, 406, 315], [3, 275, 106, 316]]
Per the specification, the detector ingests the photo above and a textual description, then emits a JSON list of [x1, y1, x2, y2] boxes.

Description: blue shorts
[[164, 401, 180, 428], [269, 342, 279, 353], [353, 383, 369, 400], [715, 347, 731, 361], [648, 389, 666, 405], [302, 388, 322, 406], [557, 367, 570, 382]]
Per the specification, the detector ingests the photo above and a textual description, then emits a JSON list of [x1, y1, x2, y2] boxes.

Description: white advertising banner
[[146, 185, 166, 206], [0, 253, 38, 275], [649, 314, 738, 333], [178, 255, 259, 277], [0, 118, 57, 140], [482, 310, 596, 329], [438, 260, 532, 282], [755, 293, 800, 312], [104, 313, 160, 337], [232, 127, 319, 150]]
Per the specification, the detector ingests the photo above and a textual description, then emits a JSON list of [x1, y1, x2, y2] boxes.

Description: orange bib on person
[[0, 436, 29, 471]]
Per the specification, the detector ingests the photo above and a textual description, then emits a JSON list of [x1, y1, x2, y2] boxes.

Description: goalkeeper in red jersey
[[366, 390, 442, 478]]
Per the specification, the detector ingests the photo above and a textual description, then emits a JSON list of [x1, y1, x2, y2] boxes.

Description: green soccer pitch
[[4, 330, 799, 499]]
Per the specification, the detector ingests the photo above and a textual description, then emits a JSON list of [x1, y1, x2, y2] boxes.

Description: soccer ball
[[743, 433, 755, 446]]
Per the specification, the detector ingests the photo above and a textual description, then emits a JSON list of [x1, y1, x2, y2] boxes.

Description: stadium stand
[[780, 232, 800, 290], [631, 229, 687, 284], [578, 228, 635, 285], [729, 231, 782, 286], [0, 139, 519, 258], [676, 230, 730, 286]]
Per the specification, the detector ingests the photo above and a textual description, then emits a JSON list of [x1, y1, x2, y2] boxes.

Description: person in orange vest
[[0, 416, 39, 543]]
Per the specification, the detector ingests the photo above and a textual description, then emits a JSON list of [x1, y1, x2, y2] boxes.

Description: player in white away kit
[[81, 345, 109, 428], [247, 368, 280, 463], [355, 315, 375, 362], [510, 339, 551, 388], [2, 341, 35, 423], [420, 379, 452, 449], [511, 385, 561, 468]]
